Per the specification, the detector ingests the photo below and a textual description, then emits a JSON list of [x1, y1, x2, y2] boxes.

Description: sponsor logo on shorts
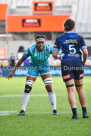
[[63, 74, 70, 80], [79, 73, 83, 78]]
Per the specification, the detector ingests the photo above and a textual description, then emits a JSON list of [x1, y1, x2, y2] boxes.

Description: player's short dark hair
[[35, 35, 46, 41], [64, 19, 75, 31]]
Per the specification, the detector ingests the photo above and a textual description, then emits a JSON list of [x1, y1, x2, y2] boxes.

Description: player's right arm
[[7, 56, 26, 79], [7, 48, 31, 79]]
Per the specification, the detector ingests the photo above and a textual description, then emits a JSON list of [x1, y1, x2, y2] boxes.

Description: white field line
[[0, 111, 16, 116], [28, 111, 72, 114], [0, 111, 85, 116], [0, 94, 65, 98], [0, 94, 22, 97], [0, 111, 72, 116]]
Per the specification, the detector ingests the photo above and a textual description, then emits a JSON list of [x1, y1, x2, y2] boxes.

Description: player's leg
[[75, 79, 89, 118], [40, 67, 58, 115], [18, 76, 36, 116], [18, 65, 38, 116], [74, 60, 89, 118], [65, 79, 78, 119], [61, 61, 78, 119]]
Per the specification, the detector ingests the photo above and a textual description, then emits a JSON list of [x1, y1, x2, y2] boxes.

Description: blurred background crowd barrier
[[0, 0, 91, 76]]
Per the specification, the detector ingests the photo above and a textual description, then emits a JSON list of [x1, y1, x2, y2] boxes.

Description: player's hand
[[82, 61, 85, 67], [59, 54, 61, 60], [6, 71, 14, 80], [57, 54, 61, 60]]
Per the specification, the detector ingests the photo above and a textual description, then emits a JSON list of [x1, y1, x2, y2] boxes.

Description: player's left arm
[[49, 44, 61, 59], [82, 48, 88, 66], [52, 37, 61, 59], [80, 36, 88, 65]]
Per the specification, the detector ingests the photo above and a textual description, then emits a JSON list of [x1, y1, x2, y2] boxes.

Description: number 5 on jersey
[[69, 44, 76, 54]]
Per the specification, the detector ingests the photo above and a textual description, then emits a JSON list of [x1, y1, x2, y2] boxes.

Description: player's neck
[[64, 28, 75, 33], [37, 47, 44, 52]]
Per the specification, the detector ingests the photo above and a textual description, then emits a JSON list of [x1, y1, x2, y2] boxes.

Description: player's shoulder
[[70, 32, 84, 40], [28, 44, 36, 53], [77, 34, 84, 40], [44, 43, 53, 52], [28, 44, 36, 49], [45, 43, 53, 48], [57, 33, 65, 39]]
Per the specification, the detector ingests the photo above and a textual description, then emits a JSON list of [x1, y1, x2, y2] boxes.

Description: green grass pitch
[[0, 76, 91, 136]]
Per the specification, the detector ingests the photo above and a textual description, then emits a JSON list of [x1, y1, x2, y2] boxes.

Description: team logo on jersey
[[46, 46, 49, 51], [74, 40, 77, 43], [31, 48, 35, 53], [64, 39, 77, 44], [79, 73, 83, 78], [63, 74, 70, 80]]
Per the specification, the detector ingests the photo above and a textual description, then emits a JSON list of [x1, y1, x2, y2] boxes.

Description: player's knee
[[44, 78, 52, 86], [24, 80, 34, 93], [46, 84, 53, 92], [66, 84, 74, 88]]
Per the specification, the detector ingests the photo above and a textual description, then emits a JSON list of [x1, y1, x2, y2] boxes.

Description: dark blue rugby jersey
[[54, 32, 87, 62]]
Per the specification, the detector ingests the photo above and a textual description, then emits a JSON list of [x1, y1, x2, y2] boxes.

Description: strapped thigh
[[44, 78, 52, 86], [66, 84, 74, 88], [75, 84, 83, 87]]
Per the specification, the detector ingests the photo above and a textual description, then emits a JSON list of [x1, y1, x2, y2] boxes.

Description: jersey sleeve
[[54, 37, 60, 51], [80, 36, 87, 50], [23, 48, 31, 59], [50, 45, 53, 54]]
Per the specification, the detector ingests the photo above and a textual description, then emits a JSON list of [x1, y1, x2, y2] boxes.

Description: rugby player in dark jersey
[[53, 19, 89, 119]]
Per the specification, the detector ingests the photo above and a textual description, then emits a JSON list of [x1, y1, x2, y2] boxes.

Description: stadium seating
[[76, 0, 91, 33], [0, 0, 11, 4], [0, 0, 32, 8], [0, 0, 91, 58], [0, 0, 91, 35]]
